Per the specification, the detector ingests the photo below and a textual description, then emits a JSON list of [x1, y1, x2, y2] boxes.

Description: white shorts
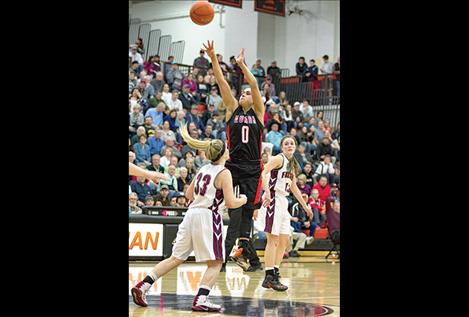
[[172, 208, 225, 262], [254, 194, 291, 236]]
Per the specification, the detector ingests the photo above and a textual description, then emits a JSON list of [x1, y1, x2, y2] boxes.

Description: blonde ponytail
[[180, 124, 226, 162]]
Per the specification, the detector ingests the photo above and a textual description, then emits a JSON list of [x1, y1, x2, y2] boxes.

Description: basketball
[[190, 1, 214, 26]]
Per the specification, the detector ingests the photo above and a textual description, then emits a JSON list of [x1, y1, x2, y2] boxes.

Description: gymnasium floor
[[129, 255, 340, 316]]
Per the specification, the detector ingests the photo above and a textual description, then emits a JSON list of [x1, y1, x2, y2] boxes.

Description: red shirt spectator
[[182, 74, 198, 94], [313, 175, 331, 201]]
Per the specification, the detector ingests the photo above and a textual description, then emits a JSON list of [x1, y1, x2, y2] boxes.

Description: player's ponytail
[[280, 135, 301, 176], [180, 124, 226, 162]]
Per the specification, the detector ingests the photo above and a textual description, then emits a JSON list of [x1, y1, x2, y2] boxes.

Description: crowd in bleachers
[[129, 38, 340, 254]]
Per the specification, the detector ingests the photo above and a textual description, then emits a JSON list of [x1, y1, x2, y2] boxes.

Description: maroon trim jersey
[[226, 107, 263, 164]]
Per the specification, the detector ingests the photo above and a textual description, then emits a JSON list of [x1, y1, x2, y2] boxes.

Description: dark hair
[[319, 175, 328, 181], [322, 55, 329, 60], [303, 98, 309, 103], [299, 56, 305, 61], [310, 59, 315, 63], [131, 61, 138, 65], [168, 55, 174, 60]]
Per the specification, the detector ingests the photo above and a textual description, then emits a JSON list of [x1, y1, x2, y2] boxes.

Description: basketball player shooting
[[202, 40, 264, 272]]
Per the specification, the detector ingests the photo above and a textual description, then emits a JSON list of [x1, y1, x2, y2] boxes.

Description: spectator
[[291, 193, 317, 240], [147, 129, 165, 156], [268, 112, 287, 134], [320, 55, 334, 95], [160, 138, 182, 159], [143, 115, 158, 138], [144, 55, 157, 77], [309, 188, 326, 227], [163, 109, 179, 132], [334, 57, 340, 97], [175, 194, 187, 207], [229, 55, 243, 93], [166, 62, 184, 91], [150, 71, 164, 94], [291, 101, 304, 125], [216, 100, 227, 122], [129, 88, 143, 108], [130, 60, 142, 78], [129, 103, 144, 134], [177, 150, 195, 168], [316, 137, 335, 162], [179, 84, 197, 111], [294, 143, 314, 170], [129, 70, 137, 94], [167, 90, 183, 112], [266, 122, 283, 154], [159, 164, 178, 191], [163, 55, 175, 78], [130, 172, 152, 203], [201, 124, 215, 140], [131, 126, 146, 146], [185, 104, 205, 133], [333, 161, 340, 186], [135, 38, 145, 55], [206, 86, 222, 111], [161, 83, 172, 105], [129, 192, 143, 214], [184, 157, 196, 180], [332, 122, 340, 142], [129, 151, 136, 164], [193, 49, 210, 76], [147, 154, 165, 173], [313, 175, 331, 202], [160, 147, 172, 169], [287, 226, 311, 258], [177, 167, 192, 192], [168, 156, 180, 177], [281, 104, 295, 131], [182, 73, 198, 95], [161, 120, 177, 142], [129, 45, 143, 65], [289, 127, 301, 145], [148, 101, 166, 125], [261, 75, 276, 97], [251, 59, 266, 87], [263, 102, 278, 126], [206, 111, 226, 141], [305, 59, 320, 90], [133, 134, 151, 165], [139, 77, 155, 101], [314, 154, 335, 184], [147, 91, 166, 114], [296, 56, 308, 82], [303, 162, 315, 187], [300, 99, 314, 120], [144, 195, 155, 207], [175, 110, 187, 130], [267, 60, 281, 89], [325, 198, 340, 244], [201, 104, 216, 126], [196, 74, 209, 104], [297, 174, 312, 196], [155, 184, 171, 206], [314, 121, 327, 144], [195, 149, 211, 168]]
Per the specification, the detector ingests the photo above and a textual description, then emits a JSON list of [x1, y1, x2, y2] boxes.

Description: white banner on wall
[[129, 223, 164, 257]]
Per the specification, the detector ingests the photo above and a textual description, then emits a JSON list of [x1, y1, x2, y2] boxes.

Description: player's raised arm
[[202, 40, 237, 115], [235, 48, 265, 124]]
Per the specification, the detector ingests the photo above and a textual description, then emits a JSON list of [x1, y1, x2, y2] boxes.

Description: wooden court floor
[[129, 257, 340, 316]]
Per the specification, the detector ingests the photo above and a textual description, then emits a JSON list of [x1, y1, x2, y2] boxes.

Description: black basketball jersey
[[226, 107, 263, 164]]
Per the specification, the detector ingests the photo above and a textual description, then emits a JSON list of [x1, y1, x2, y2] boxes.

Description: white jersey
[[189, 164, 226, 213], [268, 153, 294, 197]]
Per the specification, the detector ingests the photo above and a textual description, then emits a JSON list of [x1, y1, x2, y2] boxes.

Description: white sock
[[265, 267, 274, 271], [274, 265, 279, 269]]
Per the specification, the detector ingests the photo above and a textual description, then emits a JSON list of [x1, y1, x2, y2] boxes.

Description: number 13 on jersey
[[242, 126, 249, 143]]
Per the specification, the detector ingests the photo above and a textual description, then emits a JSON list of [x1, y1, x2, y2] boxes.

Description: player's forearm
[[238, 62, 257, 86]]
